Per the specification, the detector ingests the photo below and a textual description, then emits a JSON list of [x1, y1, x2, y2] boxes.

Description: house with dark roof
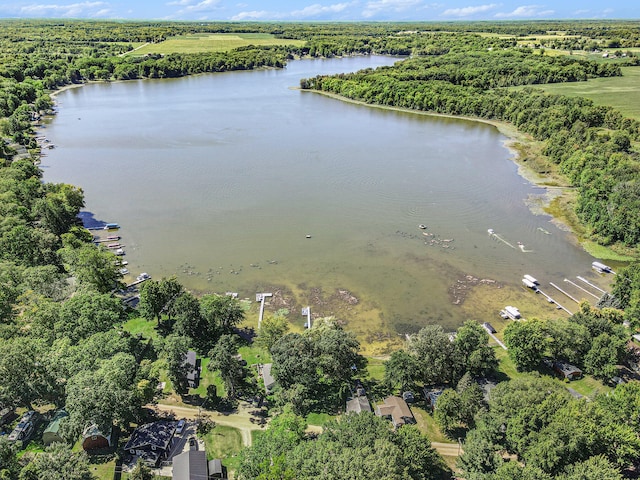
[[375, 396, 415, 428], [124, 420, 177, 466], [346, 396, 372, 414], [172, 450, 224, 480], [553, 360, 583, 381], [184, 350, 201, 389], [43, 410, 68, 445]]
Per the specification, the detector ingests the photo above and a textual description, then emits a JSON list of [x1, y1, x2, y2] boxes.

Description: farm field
[[124, 33, 305, 55], [520, 66, 640, 120]]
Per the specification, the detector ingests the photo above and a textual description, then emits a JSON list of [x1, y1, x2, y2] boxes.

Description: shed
[[43, 409, 68, 445], [82, 423, 112, 451]]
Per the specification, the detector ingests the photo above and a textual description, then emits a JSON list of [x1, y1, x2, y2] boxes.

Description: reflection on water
[[41, 56, 605, 335]]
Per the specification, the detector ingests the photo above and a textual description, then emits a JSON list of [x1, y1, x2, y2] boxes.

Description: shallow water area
[[41, 56, 609, 338]]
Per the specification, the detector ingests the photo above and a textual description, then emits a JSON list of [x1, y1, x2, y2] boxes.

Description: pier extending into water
[[256, 293, 272, 329], [564, 278, 599, 300]]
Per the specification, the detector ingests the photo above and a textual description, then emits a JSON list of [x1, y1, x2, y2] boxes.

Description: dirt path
[[151, 403, 463, 457], [120, 43, 150, 57], [150, 402, 266, 446]]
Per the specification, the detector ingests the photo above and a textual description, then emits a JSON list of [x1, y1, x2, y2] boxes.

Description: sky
[[0, 1, 637, 22]]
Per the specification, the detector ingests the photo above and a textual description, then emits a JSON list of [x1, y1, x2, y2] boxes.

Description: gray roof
[[172, 450, 208, 480], [262, 363, 276, 392], [124, 420, 176, 452], [346, 396, 371, 414], [209, 458, 223, 475], [375, 396, 415, 427]]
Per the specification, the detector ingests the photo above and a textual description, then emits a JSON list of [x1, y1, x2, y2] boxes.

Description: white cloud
[[362, 0, 422, 18], [494, 4, 554, 18], [180, 0, 222, 12], [441, 3, 498, 17], [19, 1, 109, 17], [291, 2, 351, 18], [231, 9, 271, 20], [166, 0, 194, 6]]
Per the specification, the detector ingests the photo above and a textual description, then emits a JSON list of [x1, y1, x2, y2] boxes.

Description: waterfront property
[[375, 396, 415, 428], [124, 420, 177, 466]]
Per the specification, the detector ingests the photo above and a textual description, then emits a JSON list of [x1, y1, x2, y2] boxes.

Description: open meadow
[[515, 65, 640, 120], [123, 33, 305, 56]]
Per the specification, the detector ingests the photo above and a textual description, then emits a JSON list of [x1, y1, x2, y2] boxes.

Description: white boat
[[592, 261, 612, 273], [522, 278, 537, 289], [137, 272, 151, 281], [119, 268, 129, 275], [523, 274, 539, 285], [487, 228, 495, 234], [418, 224, 427, 229], [504, 306, 521, 319], [115, 248, 125, 256]]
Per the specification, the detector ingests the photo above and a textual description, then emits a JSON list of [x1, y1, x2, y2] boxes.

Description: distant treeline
[[302, 40, 640, 248]]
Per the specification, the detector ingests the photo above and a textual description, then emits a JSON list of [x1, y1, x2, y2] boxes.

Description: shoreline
[[41, 70, 633, 264], [301, 87, 636, 262]]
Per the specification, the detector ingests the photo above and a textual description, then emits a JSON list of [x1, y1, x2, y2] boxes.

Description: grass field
[[203, 424, 244, 473], [519, 66, 640, 120], [125, 33, 305, 56]]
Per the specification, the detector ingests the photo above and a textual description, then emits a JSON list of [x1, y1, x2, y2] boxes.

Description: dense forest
[[3, 19, 640, 480]]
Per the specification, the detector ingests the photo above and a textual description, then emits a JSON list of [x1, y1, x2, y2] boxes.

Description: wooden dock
[[549, 282, 580, 304], [256, 293, 273, 329], [564, 278, 599, 300]]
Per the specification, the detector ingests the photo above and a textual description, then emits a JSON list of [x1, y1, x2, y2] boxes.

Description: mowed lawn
[[126, 33, 304, 55], [525, 66, 640, 120]]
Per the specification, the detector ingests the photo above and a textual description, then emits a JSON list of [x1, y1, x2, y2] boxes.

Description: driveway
[[149, 401, 266, 447]]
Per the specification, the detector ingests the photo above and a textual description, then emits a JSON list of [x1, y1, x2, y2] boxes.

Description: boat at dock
[[107, 235, 120, 241], [487, 228, 494, 234], [522, 278, 538, 290], [500, 305, 521, 320], [418, 224, 427, 229], [523, 274, 539, 285], [592, 261, 612, 273], [114, 248, 125, 256], [107, 243, 123, 249], [104, 223, 120, 230]]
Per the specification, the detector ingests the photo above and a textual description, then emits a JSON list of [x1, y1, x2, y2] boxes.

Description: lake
[[40, 56, 608, 345]]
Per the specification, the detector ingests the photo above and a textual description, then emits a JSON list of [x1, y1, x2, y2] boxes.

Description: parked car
[[176, 419, 186, 434], [402, 391, 415, 403], [189, 436, 198, 450]]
